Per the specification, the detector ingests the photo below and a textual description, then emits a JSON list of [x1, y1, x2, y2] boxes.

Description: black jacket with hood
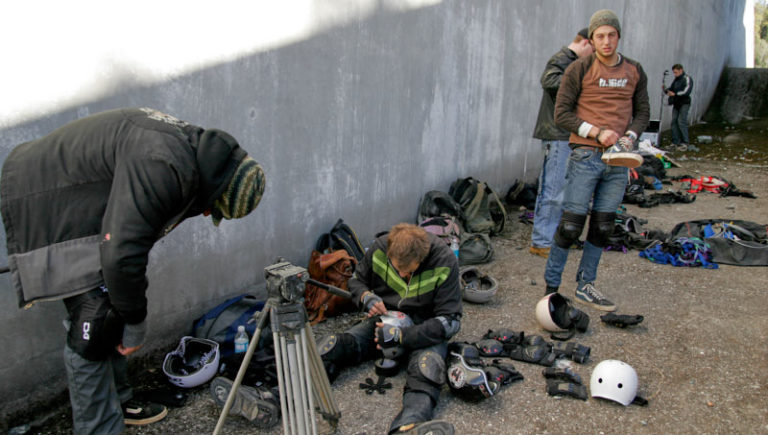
[[1, 108, 248, 330], [665, 72, 693, 108], [532, 46, 579, 141], [348, 232, 462, 350]]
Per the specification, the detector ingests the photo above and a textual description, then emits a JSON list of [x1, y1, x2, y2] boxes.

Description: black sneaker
[[122, 399, 168, 426], [210, 376, 280, 429], [574, 282, 616, 312]]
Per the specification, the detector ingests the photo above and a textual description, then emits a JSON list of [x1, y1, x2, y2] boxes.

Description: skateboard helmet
[[163, 336, 220, 388], [590, 359, 638, 406]]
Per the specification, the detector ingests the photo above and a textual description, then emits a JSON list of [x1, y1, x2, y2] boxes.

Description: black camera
[[264, 260, 309, 303]]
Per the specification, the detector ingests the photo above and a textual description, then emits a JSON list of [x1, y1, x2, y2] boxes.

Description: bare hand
[[666, 90, 675, 97], [374, 322, 384, 349], [117, 343, 143, 356], [598, 129, 620, 147], [367, 301, 387, 318]]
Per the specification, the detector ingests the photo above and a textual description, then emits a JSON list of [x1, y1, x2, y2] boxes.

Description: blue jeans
[[531, 140, 571, 248], [544, 148, 628, 288], [671, 104, 690, 144]]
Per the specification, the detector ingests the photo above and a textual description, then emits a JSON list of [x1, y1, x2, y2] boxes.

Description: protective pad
[[545, 379, 588, 400], [475, 339, 504, 356], [554, 212, 588, 249], [542, 367, 582, 385], [587, 211, 617, 248], [413, 350, 447, 386], [483, 329, 524, 344]]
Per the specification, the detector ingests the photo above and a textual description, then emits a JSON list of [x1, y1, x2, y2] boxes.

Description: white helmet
[[590, 359, 638, 406], [163, 336, 220, 388], [460, 267, 498, 304], [534, 293, 570, 332]]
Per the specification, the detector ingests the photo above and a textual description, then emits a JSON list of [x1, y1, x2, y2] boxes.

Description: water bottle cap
[[237, 325, 245, 332]]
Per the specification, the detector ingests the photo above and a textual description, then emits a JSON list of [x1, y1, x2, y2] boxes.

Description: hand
[[362, 292, 386, 317], [117, 343, 143, 356], [597, 128, 619, 147], [367, 300, 387, 318], [374, 322, 384, 349], [666, 90, 675, 97]]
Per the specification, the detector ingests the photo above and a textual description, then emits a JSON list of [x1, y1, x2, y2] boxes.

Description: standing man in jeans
[[544, 9, 650, 311], [664, 63, 694, 151], [530, 28, 594, 259]]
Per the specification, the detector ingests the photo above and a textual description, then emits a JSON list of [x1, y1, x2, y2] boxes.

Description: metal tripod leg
[[213, 299, 274, 435]]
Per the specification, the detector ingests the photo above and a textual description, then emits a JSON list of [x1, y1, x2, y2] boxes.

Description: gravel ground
[[17, 130, 768, 434]]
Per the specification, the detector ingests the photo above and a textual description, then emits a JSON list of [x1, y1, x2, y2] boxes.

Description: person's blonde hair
[[387, 223, 430, 265]]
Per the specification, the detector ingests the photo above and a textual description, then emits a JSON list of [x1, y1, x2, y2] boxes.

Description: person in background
[[530, 27, 594, 259], [663, 63, 694, 151]]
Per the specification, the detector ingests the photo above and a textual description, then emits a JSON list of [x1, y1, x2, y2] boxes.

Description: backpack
[[315, 218, 366, 263], [505, 179, 539, 210], [449, 177, 507, 235], [417, 190, 465, 223], [192, 294, 269, 357], [458, 233, 495, 265], [304, 249, 357, 324], [419, 215, 462, 246]]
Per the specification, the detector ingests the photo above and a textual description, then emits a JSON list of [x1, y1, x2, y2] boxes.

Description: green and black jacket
[[348, 232, 462, 349]]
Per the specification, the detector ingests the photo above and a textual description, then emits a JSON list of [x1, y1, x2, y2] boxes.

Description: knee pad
[[586, 212, 617, 248], [554, 212, 587, 249], [65, 290, 123, 361], [407, 350, 446, 386], [317, 333, 356, 364]]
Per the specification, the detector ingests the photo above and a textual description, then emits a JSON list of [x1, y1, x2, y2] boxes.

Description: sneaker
[[574, 282, 616, 312], [210, 376, 280, 429], [529, 246, 550, 258], [122, 399, 168, 426], [601, 143, 643, 168], [398, 419, 455, 435], [676, 143, 688, 152]]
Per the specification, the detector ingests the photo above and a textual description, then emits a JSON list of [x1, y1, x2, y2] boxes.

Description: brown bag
[[304, 249, 357, 324]]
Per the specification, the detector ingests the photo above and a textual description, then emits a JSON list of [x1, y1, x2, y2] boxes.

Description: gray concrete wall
[[0, 0, 749, 421], [703, 67, 768, 123]]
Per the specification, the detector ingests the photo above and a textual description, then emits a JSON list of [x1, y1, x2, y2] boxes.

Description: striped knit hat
[[211, 157, 265, 226]]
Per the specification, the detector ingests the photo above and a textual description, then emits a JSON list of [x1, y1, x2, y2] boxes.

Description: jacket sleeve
[[627, 62, 651, 137], [677, 75, 693, 97], [401, 258, 462, 350], [99, 155, 189, 325], [554, 61, 585, 134], [540, 50, 572, 97], [347, 245, 375, 309]]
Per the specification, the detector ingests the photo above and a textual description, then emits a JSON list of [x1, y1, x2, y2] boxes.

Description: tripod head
[[264, 259, 353, 304]]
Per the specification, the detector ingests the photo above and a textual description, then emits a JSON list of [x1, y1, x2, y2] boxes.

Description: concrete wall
[[703, 67, 768, 123], [0, 0, 750, 421]]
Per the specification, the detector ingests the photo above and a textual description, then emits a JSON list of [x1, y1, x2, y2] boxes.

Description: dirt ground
[[16, 122, 768, 434]]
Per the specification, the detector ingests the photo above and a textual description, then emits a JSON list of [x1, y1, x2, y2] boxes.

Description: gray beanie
[[589, 9, 621, 39]]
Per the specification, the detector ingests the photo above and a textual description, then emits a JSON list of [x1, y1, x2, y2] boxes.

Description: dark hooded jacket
[[348, 232, 462, 350], [1, 108, 247, 326], [533, 46, 580, 140]]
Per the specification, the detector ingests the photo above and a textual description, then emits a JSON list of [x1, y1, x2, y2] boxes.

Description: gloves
[[362, 292, 383, 312], [545, 380, 588, 400], [542, 367, 582, 384], [376, 323, 405, 359], [600, 313, 645, 328]]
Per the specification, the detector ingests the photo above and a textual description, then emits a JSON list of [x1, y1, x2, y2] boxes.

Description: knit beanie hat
[[588, 9, 621, 39], [210, 156, 265, 226]]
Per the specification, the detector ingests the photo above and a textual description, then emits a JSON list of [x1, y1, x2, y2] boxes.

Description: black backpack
[[417, 190, 466, 223], [315, 218, 366, 263], [449, 177, 507, 235]]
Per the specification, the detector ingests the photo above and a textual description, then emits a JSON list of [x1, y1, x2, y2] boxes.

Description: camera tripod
[[213, 260, 351, 435]]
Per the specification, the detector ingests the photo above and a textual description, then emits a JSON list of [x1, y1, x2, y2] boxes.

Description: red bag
[[304, 249, 357, 324]]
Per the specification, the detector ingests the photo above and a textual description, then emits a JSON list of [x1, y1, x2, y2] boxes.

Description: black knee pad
[[405, 350, 446, 402], [586, 212, 617, 248], [318, 333, 357, 363], [554, 212, 587, 249], [64, 288, 124, 361]]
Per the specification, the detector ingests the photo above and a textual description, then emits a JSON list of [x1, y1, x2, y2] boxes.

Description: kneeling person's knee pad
[[554, 212, 587, 249], [317, 333, 357, 364], [586, 212, 617, 248]]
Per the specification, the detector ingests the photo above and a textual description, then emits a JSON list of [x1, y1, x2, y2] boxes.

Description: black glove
[[483, 329, 524, 344], [545, 379, 588, 400], [600, 313, 644, 328], [362, 292, 383, 312], [542, 367, 582, 385], [376, 324, 405, 359]]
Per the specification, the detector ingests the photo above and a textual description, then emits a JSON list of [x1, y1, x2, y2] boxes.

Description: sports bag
[[417, 190, 465, 223], [315, 218, 366, 263], [449, 177, 507, 235], [304, 249, 357, 324], [419, 215, 462, 246], [192, 294, 268, 357], [459, 233, 494, 265]]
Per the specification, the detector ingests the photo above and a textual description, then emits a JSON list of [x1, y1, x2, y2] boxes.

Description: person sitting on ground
[[318, 223, 462, 435]]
